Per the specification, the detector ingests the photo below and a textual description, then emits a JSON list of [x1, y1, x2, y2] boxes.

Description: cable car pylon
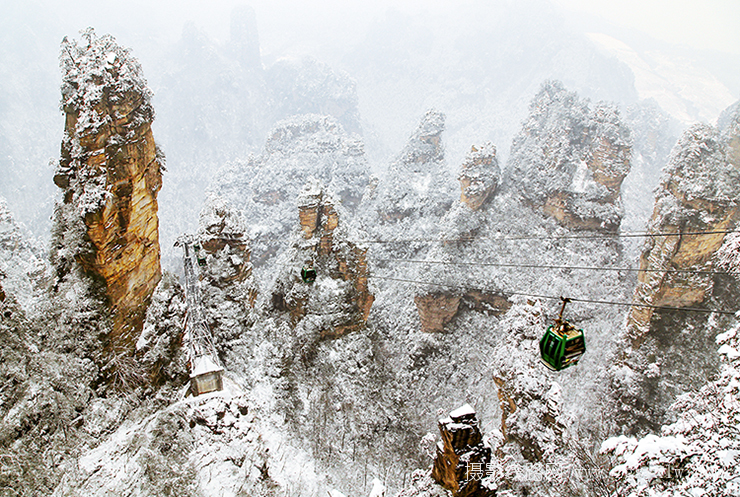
[[175, 234, 224, 396]]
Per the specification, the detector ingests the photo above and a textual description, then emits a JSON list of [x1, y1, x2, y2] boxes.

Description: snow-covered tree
[[603, 314, 740, 496]]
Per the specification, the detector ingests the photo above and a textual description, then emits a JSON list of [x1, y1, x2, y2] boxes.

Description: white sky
[[233, 0, 740, 56], [553, 0, 740, 54], [28, 0, 740, 56]]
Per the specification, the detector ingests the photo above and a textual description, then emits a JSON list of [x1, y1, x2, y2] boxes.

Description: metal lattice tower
[[176, 235, 223, 394]]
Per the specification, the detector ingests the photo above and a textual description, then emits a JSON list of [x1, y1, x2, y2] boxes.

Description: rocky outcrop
[[627, 112, 740, 346], [489, 299, 569, 465], [414, 293, 461, 333], [196, 196, 257, 353], [52, 392, 277, 496], [508, 80, 631, 231], [431, 404, 492, 497], [52, 29, 163, 354], [458, 143, 500, 211], [198, 196, 256, 293], [270, 179, 373, 338], [214, 114, 369, 266], [410, 140, 506, 331], [609, 102, 740, 434], [493, 374, 566, 462], [372, 109, 454, 221], [415, 289, 511, 333]]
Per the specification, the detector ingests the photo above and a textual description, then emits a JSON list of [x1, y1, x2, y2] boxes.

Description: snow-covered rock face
[[612, 100, 740, 435], [507, 80, 632, 231], [0, 206, 99, 495], [458, 142, 500, 211], [268, 180, 373, 339], [196, 196, 258, 357], [213, 114, 369, 267], [489, 300, 568, 463], [603, 317, 740, 497], [136, 273, 188, 388], [628, 116, 740, 343], [53, 391, 276, 497], [198, 196, 254, 289], [371, 109, 455, 222], [52, 28, 163, 351], [431, 405, 491, 497], [0, 198, 50, 319]]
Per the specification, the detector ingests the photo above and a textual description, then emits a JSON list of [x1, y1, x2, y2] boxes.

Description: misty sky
[[1, 0, 738, 246], [554, 0, 740, 54], [21, 0, 740, 56]]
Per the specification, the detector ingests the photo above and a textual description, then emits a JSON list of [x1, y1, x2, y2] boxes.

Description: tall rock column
[[373, 109, 454, 221], [613, 102, 740, 432], [196, 195, 258, 354], [52, 29, 163, 353], [508, 81, 632, 231], [626, 117, 740, 347], [458, 143, 500, 211], [270, 179, 373, 338], [431, 404, 491, 497]]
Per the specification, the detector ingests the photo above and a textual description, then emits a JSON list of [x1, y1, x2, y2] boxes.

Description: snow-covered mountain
[[1, 3, 739, 496]]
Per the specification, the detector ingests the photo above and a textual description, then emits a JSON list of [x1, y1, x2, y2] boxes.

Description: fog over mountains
[[1, 2, 739, 496], [1, 0, 737, 263]]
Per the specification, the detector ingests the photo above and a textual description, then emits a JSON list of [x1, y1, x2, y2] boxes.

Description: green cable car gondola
[[301, 267, 317, 284], [539, 297, 586, 371], [194, 244, 207, 267]]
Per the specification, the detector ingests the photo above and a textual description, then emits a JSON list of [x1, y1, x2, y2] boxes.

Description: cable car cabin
[[539, 298, 586, 371], [301, 267, 317, 284], [194, 244, 207, 267], [539, 322, 586, 371]]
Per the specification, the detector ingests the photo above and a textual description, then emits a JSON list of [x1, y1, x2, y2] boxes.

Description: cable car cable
[[348, 229, 740, 245], [376, 258, 735, 277], [370, 275, 739, 316], [185, 229, 740, 246]]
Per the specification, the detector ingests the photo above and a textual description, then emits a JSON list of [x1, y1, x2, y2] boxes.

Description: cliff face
[[414, 290, 511, 333], [371, 109, 454, 221], [414, 293, 461, 333], [610, 102, 740, 433], [270, 179, 373, 338], [508, 81, 632, 231], [214, 114, 369, 266], [196, 196, 257, 355], [411, 142, 506, 331], [52, 29, 162, 352], [627, 111, 740, 345], [458, 143, 500, 211]]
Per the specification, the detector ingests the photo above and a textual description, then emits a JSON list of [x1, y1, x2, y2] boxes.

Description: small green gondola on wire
[[301, 267, 317, 284], [194, 244, 207, 267], [539, 297, 586, 371]]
